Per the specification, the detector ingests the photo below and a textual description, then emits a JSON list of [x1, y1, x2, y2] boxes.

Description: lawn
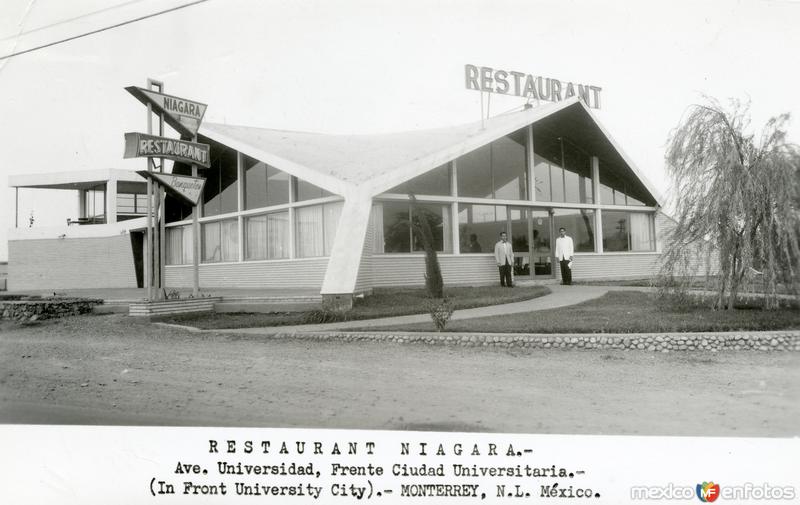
[[575, 277, 796, 295], [375, 290, 800, 333], [159, 285, 551, 329]]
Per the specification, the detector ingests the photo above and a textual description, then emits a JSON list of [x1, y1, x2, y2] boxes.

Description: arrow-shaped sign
[[126, 86, 208, 138], [124, 132, 211, 168], [137, 171, 206, 206]]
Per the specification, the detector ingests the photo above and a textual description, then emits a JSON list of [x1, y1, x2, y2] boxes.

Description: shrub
[[302, 308, 351, 324], [428, 298, 454, 331]]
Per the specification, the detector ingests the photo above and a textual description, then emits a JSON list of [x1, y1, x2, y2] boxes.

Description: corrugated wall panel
[[567, 253, 661, 279], [164, 258, 328, 289], [371, 255, 499, 287], [8, 236, 138, 290]]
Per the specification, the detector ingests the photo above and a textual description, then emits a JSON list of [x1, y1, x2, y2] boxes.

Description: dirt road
[[1, 314, 798, 436]]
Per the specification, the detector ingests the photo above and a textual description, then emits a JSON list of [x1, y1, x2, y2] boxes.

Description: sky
[[0, 0, 798, 261]]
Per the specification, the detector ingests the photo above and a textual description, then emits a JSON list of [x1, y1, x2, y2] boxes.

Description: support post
[[106, 177, 118, 224], [191, 139, 200, 297], [158, 109, 166, 294], [591, 156, 603, 253]]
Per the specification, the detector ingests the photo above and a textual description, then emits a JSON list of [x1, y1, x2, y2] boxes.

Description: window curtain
[[246, 215, 267, 260], [180, 225, 193, 264], [166, 227, 182, 265], [441, 204, 452, 253], [630, 213, 653, 251], [296, 205, 324, 257], [372, 204, 384, 253], [323, 202, 343, 255], [221, 219, 239, 261], [267, 212, 289, 259], [202, 221, 220, 262]]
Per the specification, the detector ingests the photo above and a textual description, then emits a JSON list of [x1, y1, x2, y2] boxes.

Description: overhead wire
[[0, 0, 212, 61], [0, 0, 149, 42]]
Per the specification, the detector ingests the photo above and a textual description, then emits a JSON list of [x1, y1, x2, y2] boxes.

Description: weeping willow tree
[[658, 98, 800, 309]]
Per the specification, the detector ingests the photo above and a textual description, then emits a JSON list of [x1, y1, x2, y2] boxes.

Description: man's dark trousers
[[559, 260, 572, 285], [499, 260, 513, 287]]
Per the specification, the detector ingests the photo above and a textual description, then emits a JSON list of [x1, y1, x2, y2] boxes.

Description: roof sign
[[136, 171, 206, 206], [124, 132, 211, 168], [464, 64, 602, 109], [125, 86, 208, 137]]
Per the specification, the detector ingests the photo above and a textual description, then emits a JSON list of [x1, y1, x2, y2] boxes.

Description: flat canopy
[[8, 168, 145, 190]]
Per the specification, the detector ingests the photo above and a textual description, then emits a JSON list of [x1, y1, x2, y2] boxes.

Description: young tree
[[659, 98, 800, 309], [409, 194, 444, 298]]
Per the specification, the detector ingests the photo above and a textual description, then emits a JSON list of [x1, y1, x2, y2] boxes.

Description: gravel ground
[[0, 314, 798, 436]]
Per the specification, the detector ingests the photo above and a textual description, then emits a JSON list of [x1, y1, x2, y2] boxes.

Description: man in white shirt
[[494, 231, 514, 287], [554, 227, 574, 285]]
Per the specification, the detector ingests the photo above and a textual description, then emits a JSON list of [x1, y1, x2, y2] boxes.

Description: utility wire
[[0, 0, 211, 61], [0, 0, 149, 42]]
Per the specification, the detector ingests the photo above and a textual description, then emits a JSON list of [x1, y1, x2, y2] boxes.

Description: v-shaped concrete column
[[320, 195, 373, 309]]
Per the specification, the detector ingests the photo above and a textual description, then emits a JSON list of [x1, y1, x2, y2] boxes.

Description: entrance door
[[531, 210, 554, 278], [509, 207, 531, 278]]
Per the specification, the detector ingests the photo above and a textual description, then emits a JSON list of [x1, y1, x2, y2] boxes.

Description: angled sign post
[[125, 86, 208, 138], [125, 80, 210, 301]]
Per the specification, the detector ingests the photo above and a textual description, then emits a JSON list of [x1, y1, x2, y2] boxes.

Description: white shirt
[[494, 240, 514, 266], [555, 235, 574, 261]]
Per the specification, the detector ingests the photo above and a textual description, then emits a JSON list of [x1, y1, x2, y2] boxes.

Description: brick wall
[[8, 236, 138, 290]]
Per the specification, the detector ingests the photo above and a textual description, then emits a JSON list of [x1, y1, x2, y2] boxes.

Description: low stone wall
[[0, 297, 103, 321], [268, 331, 800, 352]]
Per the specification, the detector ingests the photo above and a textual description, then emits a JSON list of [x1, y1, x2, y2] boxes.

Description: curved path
[[204, 284, 611, 334]]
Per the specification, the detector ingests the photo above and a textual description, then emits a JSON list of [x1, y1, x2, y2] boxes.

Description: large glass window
[[599, 160, 650, 206], [83, 184, 106, 222], [457, 129, 527, 200], [295, 178, 332, 201], [202, 219, 239, 262], [602, 211, 655, 252], [533, 133, 592, 204], [553, 209, 596, 252], [458, 204, 507, 254], [294, 202, 342, 258], [412, 203, 451, 253], [202, 144, 239, 216], [245, 211, 289, 260], [244, 155, 290, 210], [375, 202, 451, 253], [386, 163, 451, 196], [166, 225, 193, 265], [378, 202, 410, 253]]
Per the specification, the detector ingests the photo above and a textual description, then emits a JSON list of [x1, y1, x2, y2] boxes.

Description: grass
[[374, 290, 800, 334], [158, 285, 551, 329], [574, 276, 797, 295]]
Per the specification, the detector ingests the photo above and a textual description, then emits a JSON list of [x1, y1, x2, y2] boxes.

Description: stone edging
[[260, 330, 800, 352]]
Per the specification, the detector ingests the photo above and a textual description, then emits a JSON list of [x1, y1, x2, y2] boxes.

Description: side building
[[8, 98, 670, 306]]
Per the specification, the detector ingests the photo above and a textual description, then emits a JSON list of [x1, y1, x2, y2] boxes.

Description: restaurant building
[[8, 97, 669, 306]]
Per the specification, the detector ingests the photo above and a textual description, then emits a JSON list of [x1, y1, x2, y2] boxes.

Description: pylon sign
[[124, 132, 211, 168], [125, 86, 208, 138], [136, 171, 206, 206]]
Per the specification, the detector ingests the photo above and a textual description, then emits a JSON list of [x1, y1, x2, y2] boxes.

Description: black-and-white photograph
[[0, 0, 798, 502]]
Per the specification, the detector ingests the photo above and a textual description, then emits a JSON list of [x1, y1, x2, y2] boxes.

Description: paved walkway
[[207, 284, 612, 334]]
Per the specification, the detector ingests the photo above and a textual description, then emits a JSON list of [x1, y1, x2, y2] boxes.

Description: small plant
[[166, 289, 181, 300], [428, 298, 454, 331], [302, 308, 350, 324]]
